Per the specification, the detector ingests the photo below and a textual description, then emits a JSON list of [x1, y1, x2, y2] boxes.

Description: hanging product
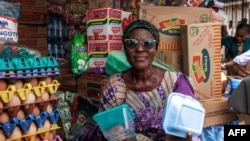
[[70, 33, 88, 77]]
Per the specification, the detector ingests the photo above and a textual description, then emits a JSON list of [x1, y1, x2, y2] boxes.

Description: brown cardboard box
[[18, 37, 48, 56], [56, 63, 77, 92], [201, 97, 238, 128], [155, 50, 183, 72], [88, 0, 123, 10], [18, 24, 47, 38], [181, 22, 222, 100], [139, 6, 212, 51], [76, 73, 107, 101]]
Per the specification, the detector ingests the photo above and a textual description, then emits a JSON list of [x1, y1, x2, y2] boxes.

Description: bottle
[[47, 40, 53, 57], [59, 41, 65, 59], [54, 43, 59, 58]]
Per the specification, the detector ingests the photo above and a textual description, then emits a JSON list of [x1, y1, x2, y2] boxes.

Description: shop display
[[0, 0, 244, 140], [0, 39, 62, 140]]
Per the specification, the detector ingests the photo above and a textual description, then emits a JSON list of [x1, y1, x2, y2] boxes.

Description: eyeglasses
[[124, 39, 157, 50]]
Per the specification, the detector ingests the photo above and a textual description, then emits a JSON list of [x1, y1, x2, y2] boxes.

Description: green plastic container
[[93, 104, 135, 141]]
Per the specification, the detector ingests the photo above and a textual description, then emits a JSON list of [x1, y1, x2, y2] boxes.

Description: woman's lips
[[134, 56, 147, 61]]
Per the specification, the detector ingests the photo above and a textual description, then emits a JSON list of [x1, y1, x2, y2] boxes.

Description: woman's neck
[[130, 66, 156, 83]]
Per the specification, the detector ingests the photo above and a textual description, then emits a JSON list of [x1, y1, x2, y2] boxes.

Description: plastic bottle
[[47, 41, 53, 57], [59, 41, 65, 58], [54, 43, 59, 58]]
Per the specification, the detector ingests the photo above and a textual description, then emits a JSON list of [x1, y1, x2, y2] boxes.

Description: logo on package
[[192, 49, 210, 83], [159, 18, 185, 36]]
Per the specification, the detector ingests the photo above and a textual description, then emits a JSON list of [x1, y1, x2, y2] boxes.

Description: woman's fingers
[[186, 132, 192, 141]]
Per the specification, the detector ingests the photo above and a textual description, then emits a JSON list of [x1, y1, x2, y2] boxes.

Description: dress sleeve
[[100, 73, 127, 110], [173, 72, 195, 98]]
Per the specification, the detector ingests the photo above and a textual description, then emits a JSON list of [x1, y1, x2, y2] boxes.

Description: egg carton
[[0, 57, 60, 79], [0, 95, 59, 118], [0, 108, 60, 137], [0, 80, 61, 104], [6, 124, 61, 141]]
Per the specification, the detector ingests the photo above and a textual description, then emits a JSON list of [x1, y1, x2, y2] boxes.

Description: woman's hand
[[165, 132, 192, 141]]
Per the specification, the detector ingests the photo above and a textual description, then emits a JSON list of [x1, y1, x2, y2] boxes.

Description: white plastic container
[[162, 93, 205, 138], [93, 104, 135, 141]]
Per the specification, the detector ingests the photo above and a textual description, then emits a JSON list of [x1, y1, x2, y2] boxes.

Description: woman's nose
[[135, 43, 144, 51]]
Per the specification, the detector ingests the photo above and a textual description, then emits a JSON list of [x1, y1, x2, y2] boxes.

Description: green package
[[71, 33, 88, 77]]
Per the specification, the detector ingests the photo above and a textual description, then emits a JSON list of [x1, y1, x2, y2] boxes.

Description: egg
[[24, 122, 37, 135], [8, 127, 22, 139], [48, 132, 54, 141], [22, 91, 36, 105], [0, 129, 6, 141], [45, 77, 52, 85], [15, 79, 23, 89], [43, 120, 51, 130], [41, 91, 50, 101], [46, 103, 53, 113], [17, 109, 25, 120], [35, 135, 42, 141], [0, 80, 7, 91], [5, 93, 21, 107], [0, 100, 3, 113], [0, 111, 9, 123], [32, 106, 40, 117], [30, 78, 39, 87]]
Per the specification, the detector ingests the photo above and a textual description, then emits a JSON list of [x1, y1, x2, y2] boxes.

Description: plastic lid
[[93, 104, 135, 131]]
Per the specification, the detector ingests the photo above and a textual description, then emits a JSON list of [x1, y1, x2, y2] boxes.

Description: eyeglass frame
[[123, 39, 158, 50]]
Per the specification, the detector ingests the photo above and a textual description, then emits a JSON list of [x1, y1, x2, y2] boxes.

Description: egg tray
[[0, 95, 59, 121], [0, 56, 60, 79], [0, 67, 60, 79], [0, 108, 60, 137], [0, 80, 61, 104], [6, 124, 61, 141]]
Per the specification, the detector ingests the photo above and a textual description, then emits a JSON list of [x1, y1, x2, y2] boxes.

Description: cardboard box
[[56, 63, 77, 92], [57, 74, 77, 92], [201, 98, 238, 128], [87, 41, 123, 74], [139, 6, 212, 50], [86, 8, 132, 41], [88, 0, 123, 10], [76, 73, 108, 101], [155, 50, 183, 72], [18, 37, 48, 56], [181, 22, 222, 100], [18, 24, 47, 38]]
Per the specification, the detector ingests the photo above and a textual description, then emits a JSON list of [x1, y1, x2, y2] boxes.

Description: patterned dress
[[101, 71, 195, 141]]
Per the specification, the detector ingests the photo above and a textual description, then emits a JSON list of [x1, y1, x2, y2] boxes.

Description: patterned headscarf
[[123, 19, 160, 49]]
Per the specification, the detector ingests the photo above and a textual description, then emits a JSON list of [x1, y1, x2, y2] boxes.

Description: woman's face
[[124, 28, 157, 70], [235, 28, 249, 44]]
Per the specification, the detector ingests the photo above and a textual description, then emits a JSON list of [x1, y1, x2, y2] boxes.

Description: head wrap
[[123, 19, 160, 47]]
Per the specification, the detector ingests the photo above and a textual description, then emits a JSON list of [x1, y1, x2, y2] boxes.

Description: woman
[[222, 22, 250, 77], [101, 20, 195, 141]]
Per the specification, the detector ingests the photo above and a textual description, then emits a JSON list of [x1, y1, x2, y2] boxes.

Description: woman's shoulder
[[105, 72, 126, 88]]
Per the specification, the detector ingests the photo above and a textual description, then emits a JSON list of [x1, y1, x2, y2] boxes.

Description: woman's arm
[[222, 49, 250, 69]]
